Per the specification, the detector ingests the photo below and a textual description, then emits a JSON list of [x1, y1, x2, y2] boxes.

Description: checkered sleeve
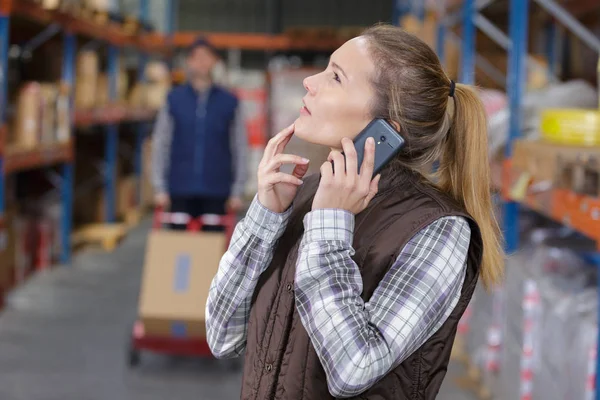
[[206, 195, 292, 358], [294, 210, 471, 398]]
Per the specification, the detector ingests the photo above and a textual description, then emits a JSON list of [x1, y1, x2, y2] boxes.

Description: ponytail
[[437, 84, 504, 289]]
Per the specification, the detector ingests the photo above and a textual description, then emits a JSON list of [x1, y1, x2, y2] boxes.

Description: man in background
[[152, 38, 247, 225]]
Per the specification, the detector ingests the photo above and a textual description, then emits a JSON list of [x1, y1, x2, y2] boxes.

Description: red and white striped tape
[[485, 286, 505, 373], [520, 279, 540, 400], [585, 345, 597, 400], [157, 212, 224, 226], [485, 324, 502, 372]]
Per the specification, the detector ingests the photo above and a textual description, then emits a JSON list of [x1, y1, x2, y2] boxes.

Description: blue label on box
[[171, 321, 187, 338], [173, 253, 191, 293]]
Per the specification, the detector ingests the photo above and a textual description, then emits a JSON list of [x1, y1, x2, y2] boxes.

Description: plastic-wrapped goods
[[13, 82, 42, 149], [532, 287, 597, 400], [498, 232, 597, 400], [483, 80, 598, 159]]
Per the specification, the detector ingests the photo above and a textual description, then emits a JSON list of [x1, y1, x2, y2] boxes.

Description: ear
[[388, 120, 401, 132]]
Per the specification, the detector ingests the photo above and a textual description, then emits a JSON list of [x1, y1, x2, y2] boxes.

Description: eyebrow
[[331, 61, 348, 80]]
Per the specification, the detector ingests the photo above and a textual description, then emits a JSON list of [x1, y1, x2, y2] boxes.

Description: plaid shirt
[[206, 196, 471, 398]]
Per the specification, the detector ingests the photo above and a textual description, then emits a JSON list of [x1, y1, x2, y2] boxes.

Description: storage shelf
[[4, 141, 73, 174], [502, 160, 600, 248], [11, 1, 170, 54], [74, 107, 157, 127], [173, 32, 345, 51]]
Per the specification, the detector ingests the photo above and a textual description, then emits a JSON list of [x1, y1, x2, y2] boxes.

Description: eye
[[333, 72, 341, 83]]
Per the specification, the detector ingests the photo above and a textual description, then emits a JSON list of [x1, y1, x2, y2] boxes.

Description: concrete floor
[[0, 220, 476, 400]]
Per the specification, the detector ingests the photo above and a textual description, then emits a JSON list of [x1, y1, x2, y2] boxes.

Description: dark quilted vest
[[167, 84, 238, 197], [241, 168, 483, 400]]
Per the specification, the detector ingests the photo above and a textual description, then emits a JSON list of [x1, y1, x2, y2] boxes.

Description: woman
[[206, 24, 503, 399]]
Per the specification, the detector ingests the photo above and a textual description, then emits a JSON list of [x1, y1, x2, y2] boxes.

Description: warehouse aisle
[[0, 221, 476, 400]]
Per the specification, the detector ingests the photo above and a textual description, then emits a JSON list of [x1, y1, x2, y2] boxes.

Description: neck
[[191, 76, 212, 92]]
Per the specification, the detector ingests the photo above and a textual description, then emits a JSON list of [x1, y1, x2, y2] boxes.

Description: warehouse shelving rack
[[394, 0, 600, 396], [0, 0, 175, 304]]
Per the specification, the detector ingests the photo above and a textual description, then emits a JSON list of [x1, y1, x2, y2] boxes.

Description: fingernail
[[302, 158, 310, 163], [368, 137, 375, 145]]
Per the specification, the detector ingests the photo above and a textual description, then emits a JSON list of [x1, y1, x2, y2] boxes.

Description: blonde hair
[[363, 24, 503, 288]]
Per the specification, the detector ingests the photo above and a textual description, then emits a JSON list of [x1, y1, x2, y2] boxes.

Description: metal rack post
[[135, 0, 149, 205], [392, 0, 410, 26], [105, 45, 119, 223], [61, 32, 76, 264], [436, 1, 446, 66], [504, 0, 530, 253], [0, 5, 10, 216], [545, 22, 557, 78], [461, 0, 476, 85]]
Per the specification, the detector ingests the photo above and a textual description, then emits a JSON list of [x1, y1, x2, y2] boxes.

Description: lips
[[301, 99, 311, 115]]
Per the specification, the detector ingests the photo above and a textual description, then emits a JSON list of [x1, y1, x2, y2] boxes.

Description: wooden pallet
[[71, 223, 127, 252], [124, 207, 144, 228]]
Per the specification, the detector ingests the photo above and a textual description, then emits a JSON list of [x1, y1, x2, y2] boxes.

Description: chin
[[293, 117, 313, 142]]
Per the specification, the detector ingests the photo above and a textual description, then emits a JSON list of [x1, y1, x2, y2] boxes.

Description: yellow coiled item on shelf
[[540, 109, 600, 146]]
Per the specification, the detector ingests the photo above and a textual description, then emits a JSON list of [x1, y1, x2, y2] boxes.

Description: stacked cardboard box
[[75, 51, 99, 110], [11, 81, 70, 149]]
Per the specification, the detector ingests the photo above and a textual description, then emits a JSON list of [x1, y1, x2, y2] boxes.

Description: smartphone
[[349, 119, 406, 177]]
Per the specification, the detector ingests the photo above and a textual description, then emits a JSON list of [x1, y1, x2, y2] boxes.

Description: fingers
[[360, 137, 376, 185], [266, 154, 309, 172], [265, 124, 295, 159], [328, 151, 346, 180], [320, 160, 333, 181], [341, 138, 358, 176], [292, 161, 310, 180], [266, 172, 304, 186]]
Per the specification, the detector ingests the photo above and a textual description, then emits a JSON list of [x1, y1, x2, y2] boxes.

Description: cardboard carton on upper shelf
[[138, 230, 227, 338], [95, 73, 109, 108], [39, 83, 59, 144], [75, 51, 99, 110], [512, 139, 600, 186], [13, 82, 42, 149]]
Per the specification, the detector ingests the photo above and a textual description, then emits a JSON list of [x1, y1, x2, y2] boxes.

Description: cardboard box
[[75, 51, 99, 110], [512, 139, 600, 183], [13, 82, 42, 149], [118, 175, 138, 218], [138, 230, 226, 338]]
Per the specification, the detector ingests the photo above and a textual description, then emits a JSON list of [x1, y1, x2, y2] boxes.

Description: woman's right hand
[[257, 124, 310, 213]]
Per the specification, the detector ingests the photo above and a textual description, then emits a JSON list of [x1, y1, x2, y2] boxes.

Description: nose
[[303, 75, 316, 95]]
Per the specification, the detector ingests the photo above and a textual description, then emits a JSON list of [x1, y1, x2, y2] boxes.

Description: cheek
[[294, 89, 372, 147]]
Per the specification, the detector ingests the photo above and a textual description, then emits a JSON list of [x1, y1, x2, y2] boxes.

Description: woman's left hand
[[312, 137, 381, 214]]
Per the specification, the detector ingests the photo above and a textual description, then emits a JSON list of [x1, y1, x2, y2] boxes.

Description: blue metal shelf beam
[[504, 0, 529, 253], [0, 11, 9, 216], [60, 32, 76, 264], [104, 45, 119, 223], [461, 0, 476, 85], [135, 0, 149, 205]]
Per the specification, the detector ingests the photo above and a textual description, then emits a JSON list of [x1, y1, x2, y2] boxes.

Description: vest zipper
[[194, 94, 206, 176]]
